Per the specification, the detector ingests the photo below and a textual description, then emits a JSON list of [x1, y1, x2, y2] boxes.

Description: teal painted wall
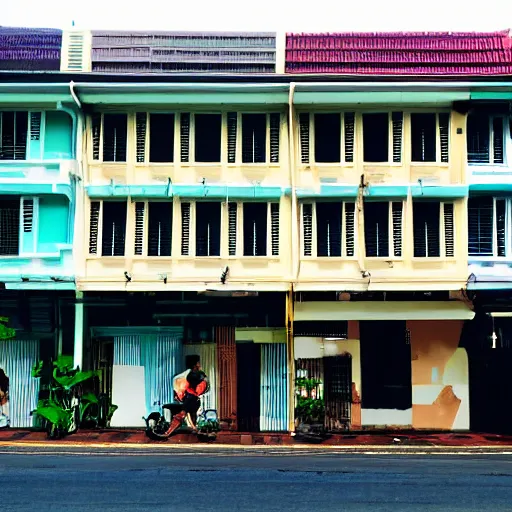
[[44, 111, 73, 160], [37, 196, 69, 252]]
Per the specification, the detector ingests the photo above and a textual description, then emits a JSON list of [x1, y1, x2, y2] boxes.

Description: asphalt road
[[1, 447, 512, 511]]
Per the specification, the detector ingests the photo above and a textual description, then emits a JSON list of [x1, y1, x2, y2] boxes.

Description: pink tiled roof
[[286, 30, 512, 75]]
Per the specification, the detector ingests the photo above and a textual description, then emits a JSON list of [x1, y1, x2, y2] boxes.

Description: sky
[[2, 0, 512, 32]]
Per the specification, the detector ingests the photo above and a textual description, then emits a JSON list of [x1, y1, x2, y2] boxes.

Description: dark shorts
[[182, 392, 200, 415]]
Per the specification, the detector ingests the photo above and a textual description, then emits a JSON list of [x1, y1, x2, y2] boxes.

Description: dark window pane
[[411, 113, 436, 162], [243, 203, 267, 256], [314, 114, 341, 163], [364, 202, 389, 257], [196, 202, 221, 256], [363, 113, 388, 162], [149, 114, 174, 163], [316, 202, 342, 257], [242, 114, 266, 163], [195, 114, 221, 163]]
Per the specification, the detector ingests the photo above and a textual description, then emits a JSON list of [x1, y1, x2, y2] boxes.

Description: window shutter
[[299, 113, 310, 164], [345, 202, 355, 257], [303, 204, 313, 256], [439, 113, 449, 163], [243, 203, 268, 256], [195, 202, 221, 257], [29, 112, 42, 141], [228, 202, 237, 256], [392, 202, 403, 257], [413, 202, 441, 258], [316, 202, 342, 257], [180, 113, 190, 163], [269, 113, 280, 163], [344, 112, 355, 163], [364, 202, 390, 257], [91, 114, 101, 160], [391, 112, 403, 163], [148, 202, 173, 257], [467, 114, 490, 163], [101, 202, 127, 257], [0, 198, 20, 255], [134, 202, 145, 255], [89, 201, 100, 254], [493, 118, 504, 164], [22, 198, 34, 233], [135, 113, 147, 163], [227, 112, 237, 164], [181, 202, 190, 255], [496, 199, 506, 257], [443, 203, 454, 258], [468, 197, 493, 256], [271, 203, 280, 256]]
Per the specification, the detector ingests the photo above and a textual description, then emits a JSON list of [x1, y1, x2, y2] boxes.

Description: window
[[135, 113, 175, 163], [196, 202, 221, 256], [302, 202, 355, 258], [363, 113, 389, 162], [133, 202, 173, 257], [243, 203, 267, 256], [0, 197, 20, 255], [88, 201, 127, 256], [410, 113, 449, 163], [413, 201, 454, 258], [242, 114, 266, 163], [314, 114, 341, 163], [194, 114, 222, 163], [0, 112, 28, 160], [468, 197, 507, 257], [92, 113, 128, 162], [467, 113, 505, 165], [364, 202, 403, 258]]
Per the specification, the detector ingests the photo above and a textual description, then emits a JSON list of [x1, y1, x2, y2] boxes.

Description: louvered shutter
[[103, 114, 127, 162], [413, 202, 440, 258], [134, 202, 145, 255], [227, 112, 237, 164], [493, 118, 504, 164], [180, 113, 190, 163], [242, 114, 266, 163], [316, 202, 342, 257], [392, 112, 403, 163], [148, 202, 173, 257], [269, 113, 280, 163], [196, 202, 221, 257], [0, 198, 20, 255], [29, 113, 42, 141], [344, 202, 355, 257], [344, 112, 355, 163], [271, 203, 280, 256], [439, 113, 449, 164], [468, 197, 493, 256], [299, 113, 310, 164], [496, 199, 506, 257], [243, 203, 267, 256], [89, 201, 100, 254], [443, 203, 454, 258], [303, 204, 313, 256], [101, 202, 127, 257], [135, 113, 147, 163], [22, 198, 34, 233], [392, 202, 403, 257], [467, 114, 490, 164], [228, 203, 237, 256], [364, 202, 389, 257], [181, 202, 191, 255], [91, 114, 101, 160]]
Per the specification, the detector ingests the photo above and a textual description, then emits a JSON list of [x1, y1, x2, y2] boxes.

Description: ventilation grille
[[345, 202, 355, 257], [444, 203, 454, 258], [271, 203, 280, 256], [299, 113, 310, 164], [180, 113, 190, 163], [91, 114, 101, 160], [22, 198, 34, 233], [344, 112, 355, 163], [392, 202, 403, 257], [135, 113, 147, 163], [303, 204, 313, 256], [392, 112, 403, 163], [493, 117, 504, 164], [134, 202, 145, 255], [439, 113, 450, 163], [181, 202, 190, 255], [29, 112, 42, 141], [270, 113, 280, 163], [227, 112, 237, 164], [228, 202, 237, 256], [89, 201, 100, 254], [67, 32, 85, 71]]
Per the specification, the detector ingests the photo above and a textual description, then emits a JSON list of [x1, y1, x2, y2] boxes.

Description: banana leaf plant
[[0, 316, 15, 340]]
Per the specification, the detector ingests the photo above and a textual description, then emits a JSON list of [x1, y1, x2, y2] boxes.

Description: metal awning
[[294, 301, 475, 321]]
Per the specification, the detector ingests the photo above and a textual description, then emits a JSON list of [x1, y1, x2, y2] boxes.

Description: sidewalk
[[1, 428, 512, 447]]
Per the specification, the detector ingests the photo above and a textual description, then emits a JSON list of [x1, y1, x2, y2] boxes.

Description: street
[[1, 447, 511, 511]]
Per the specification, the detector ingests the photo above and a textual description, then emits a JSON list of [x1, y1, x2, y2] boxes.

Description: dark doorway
[[236, 343, 261, 432], [360, 321, 412, 410], [323, 355, 352, 431]]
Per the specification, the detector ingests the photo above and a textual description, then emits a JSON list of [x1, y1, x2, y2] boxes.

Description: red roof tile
[[286, 30, 512, 75]]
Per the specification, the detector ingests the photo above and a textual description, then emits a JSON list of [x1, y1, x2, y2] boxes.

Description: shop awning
[[294, 301, 475, 321]]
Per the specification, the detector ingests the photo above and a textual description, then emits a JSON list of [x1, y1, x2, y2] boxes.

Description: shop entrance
[[236, 342, 261, 432]]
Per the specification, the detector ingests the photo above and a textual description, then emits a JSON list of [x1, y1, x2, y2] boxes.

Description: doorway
[[236, 343, 261, 432]]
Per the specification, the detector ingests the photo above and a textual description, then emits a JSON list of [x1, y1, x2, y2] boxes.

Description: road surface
[[1, 446, 511, 511]]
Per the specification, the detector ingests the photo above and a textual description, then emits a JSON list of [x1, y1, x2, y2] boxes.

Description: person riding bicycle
[[165, 355, 208, 436]]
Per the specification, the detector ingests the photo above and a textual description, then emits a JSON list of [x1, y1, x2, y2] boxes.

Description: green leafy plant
[[295, 377, 324, 423], [0, 317, 15, 340]]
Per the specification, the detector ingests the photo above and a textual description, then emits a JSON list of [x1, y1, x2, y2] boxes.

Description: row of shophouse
[[2, 27, 512, 435]]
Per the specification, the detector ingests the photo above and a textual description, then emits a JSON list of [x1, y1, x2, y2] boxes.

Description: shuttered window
[[181, 202, 191, 255], [89, 201, 100, 254], [270, 203, 280, 256], [303, 203, 313, 256], [314, 114, 341, 163], [0, 112, 28, 160], [392, 112, 403, 163], [228, 202, 237, 255], [0, 197, 21, 255], [101, 202, 127, 256], [411, 113, 437, 162], [364, 202, 390, 257], [135, 113, 147, 163], [269, 113, 280, 163], [30, 112, 42, 142], [149, 114, 174, 163], [22, 198, 34, 233], [344, 113, 355, 163], [413, 201, 454, 258], [196, 202, 221, 257], [195, 114, 222, 163], [316, 202, 342, 257], [180, 113, 190, 163], [148, 202, 172, 256], [392, 202, 403, 257], [363, 113, 389, 162], [299, 113, 310, 164], [467, 114, 505, 165], [242, 114, 266, 163], [102, 114, 127, 162], [227, 112, 237, 164], [243, 203, 267, 256], [134, 202, 145, 255], [468, 197, 508, 257]]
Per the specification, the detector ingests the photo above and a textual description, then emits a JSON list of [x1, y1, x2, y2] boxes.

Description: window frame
[[410, 112, 449, 165], [134, 112, 178, 165], [133, 200, 174, 257], [0, 110, 46, 162], [467, 113, 507, 166], [90, 112, 128, 163], [88, 200, 128, 258]]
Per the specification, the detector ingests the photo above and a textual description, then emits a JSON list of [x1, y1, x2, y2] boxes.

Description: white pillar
[[74, 291, 84, 369]]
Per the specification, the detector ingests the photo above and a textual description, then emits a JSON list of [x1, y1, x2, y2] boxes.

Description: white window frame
[[467, 114, 508, 167]]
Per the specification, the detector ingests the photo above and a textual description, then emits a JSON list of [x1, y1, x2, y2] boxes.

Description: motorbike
[[144, 402, 220, 442]]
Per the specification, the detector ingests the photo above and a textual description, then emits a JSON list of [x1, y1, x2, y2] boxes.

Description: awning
[[294, 301, 475, 321]]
